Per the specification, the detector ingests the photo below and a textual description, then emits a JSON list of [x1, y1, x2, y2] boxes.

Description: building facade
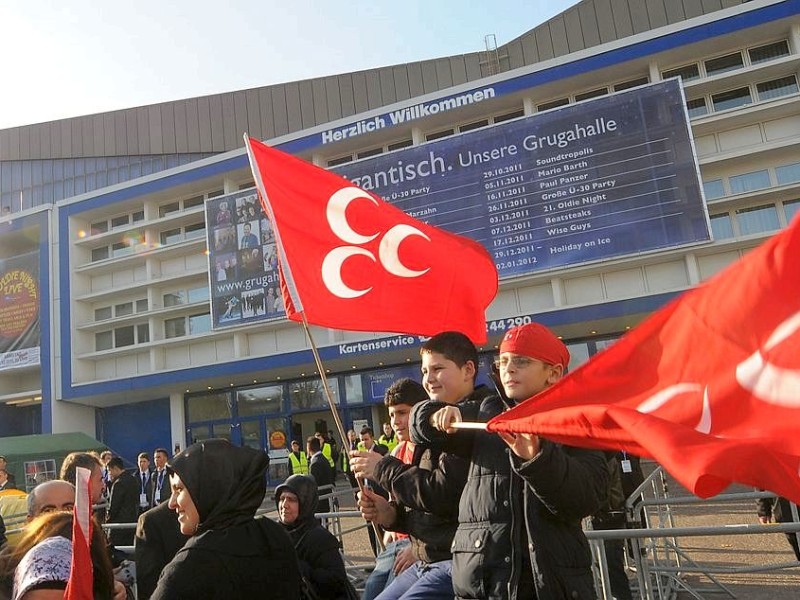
[[1, 0, 798, 478]]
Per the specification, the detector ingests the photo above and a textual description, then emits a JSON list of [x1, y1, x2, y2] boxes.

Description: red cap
[[499, 323, 570, 367]]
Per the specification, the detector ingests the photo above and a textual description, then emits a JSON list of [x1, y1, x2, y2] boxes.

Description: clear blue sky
[[0, 0, 579, 129]]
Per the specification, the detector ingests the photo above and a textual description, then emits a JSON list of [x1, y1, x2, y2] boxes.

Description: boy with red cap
[[411, 323, 608, 599]]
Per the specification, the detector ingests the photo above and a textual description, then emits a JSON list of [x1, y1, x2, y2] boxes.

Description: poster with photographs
[[205, 189, 286, 329]]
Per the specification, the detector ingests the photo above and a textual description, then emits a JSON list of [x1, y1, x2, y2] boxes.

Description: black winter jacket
[[412, 390, 609, 600]]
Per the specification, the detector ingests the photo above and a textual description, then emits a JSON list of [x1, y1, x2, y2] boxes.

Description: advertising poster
[[0, 251, 41, 370]]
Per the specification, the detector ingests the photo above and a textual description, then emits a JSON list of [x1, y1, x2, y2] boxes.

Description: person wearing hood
[[151, 439, 301, 600], [275, 475, 354, 600]]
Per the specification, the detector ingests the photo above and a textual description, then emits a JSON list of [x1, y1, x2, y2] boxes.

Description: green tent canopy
[[0, 432, 106, 492]]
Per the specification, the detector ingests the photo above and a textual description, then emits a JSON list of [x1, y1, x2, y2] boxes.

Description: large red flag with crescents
[[489, 216, 800, 502], [244, 137, 498, 343], [65, 466, 94, 600]]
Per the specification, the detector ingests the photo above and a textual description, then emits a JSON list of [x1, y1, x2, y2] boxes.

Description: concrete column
[[169, 392, 187, 453], [50, 400, 96, 437]]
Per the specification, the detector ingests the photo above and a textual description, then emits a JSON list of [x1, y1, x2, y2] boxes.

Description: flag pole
[[298, 313, 385, 551]]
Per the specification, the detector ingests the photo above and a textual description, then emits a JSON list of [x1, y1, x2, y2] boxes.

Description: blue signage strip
[[333, 79, 710, 277]]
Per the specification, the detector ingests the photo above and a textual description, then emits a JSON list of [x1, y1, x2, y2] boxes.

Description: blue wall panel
[[98, 398, 171, 465]]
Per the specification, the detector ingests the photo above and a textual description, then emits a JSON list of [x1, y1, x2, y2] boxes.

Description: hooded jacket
[[275, 475, 353, 600], [151, 439, 300, 600]]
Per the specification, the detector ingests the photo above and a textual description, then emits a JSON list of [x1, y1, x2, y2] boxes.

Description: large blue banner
[[333, 79, 709, 277]]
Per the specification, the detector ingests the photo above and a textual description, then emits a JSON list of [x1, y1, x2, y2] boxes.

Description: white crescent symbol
[[321, 247, 375, 299], [378, 224, 431, 278], [327, 187, 379, 245], [735, 311, 800, 407], [637, 383, 702, 413], [695, 386, 712, 434]]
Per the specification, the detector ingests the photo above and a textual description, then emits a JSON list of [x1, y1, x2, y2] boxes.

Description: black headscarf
[[167, 439, 268, 533], [274, 474, 318, 533]]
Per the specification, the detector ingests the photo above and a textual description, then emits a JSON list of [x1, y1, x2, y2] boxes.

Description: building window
[[110, 215, 130, 228], [186, 392, 233, 422], [136, 298, 149, 312], [237, 385, 284, 417], [736, 204, 780, 235], [137, 323, 150, 344], [160, 228, 182, 245], [115, 302, 133, 317], [784, 199, 800, 223], [159, 202, 180, 218], [91, 247, 110, 262], [575, 88, 608, 102], [189, 313, 211, 334], [613, 77, 649, 92], [493, 108, 524, 123], [132, 210, 145, 222], [775, 162, 800, 186], [111, 241, 133, 258], [426, 129, 454, 142], [387, 139, 413, 151], [187, 286, 210, 304], [711, 87, 752, 112], [163, 291, 186, 307], [164, 317, 186, 339], [705, 52, 744, 76], [94, 307, 112, 321], [114, 326, 135, 348], [356, 148, 383, 160], [710, 214, 734, 240], [729, 170, 770, 195], [327, 155, 353, 167], [289, 378, 340, 411], [95, 331, 113, 351], [184, 222, 206, 240], [537, 98, 569, 112], [748, 40, 790, 65], [344, 374, 364, 405], [184, 195, 204, 209], [686, 98, 708, 118], [756, 76, 798, 101], [703, 179, 725, 200], [90, 221, 109, 235], [459, 119, 489, 133], [662, 64, 700, 82]]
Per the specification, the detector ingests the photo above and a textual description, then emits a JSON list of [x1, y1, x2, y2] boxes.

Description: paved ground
[[271, 467, 800, 599]]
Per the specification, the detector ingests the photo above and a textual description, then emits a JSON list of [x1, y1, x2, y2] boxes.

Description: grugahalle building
[[1, 0, 798, 481]]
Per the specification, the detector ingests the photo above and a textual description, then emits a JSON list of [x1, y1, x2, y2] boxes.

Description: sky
[[0, 0, 579, 130]]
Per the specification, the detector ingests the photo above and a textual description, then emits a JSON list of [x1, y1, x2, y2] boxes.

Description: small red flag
[[244, 137, 498, 344], [489, 217, 800, 502], [65, 466, 94, 600]]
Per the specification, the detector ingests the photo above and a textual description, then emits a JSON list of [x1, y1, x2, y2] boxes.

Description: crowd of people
[[0, 323, 797, 599]]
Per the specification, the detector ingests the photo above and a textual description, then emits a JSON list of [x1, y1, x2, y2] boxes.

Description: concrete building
[[1, 0, 797, 480]]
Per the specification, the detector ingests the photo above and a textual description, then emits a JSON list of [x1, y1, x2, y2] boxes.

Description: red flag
[[65, 466, 94, 600], [488, 216, 800, 502], [244, 137, 498, 344]]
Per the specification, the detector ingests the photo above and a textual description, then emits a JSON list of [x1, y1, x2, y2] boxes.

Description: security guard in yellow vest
[[315, 432, 335, 469], [378, 422, 398, 454], [287, 440, 309, 475]]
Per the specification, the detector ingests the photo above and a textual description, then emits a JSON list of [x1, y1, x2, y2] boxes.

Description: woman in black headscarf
[[275, 475, 354, 600], [151, 439, 300, 599]]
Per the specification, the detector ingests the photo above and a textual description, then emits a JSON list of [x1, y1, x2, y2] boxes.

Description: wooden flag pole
[[449, 421, 488, 430], [299, 314, 385, 552]]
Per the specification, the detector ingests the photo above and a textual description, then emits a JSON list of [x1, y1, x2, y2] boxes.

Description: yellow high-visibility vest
[[288, 451, 309, 475]]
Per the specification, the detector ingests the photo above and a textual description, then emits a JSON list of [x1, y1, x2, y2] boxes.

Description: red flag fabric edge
[[65, 466, 94, 600]]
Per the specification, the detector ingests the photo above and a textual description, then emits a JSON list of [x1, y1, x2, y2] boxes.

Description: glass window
[[756, 76, 798, 101], [213, 423, 232, 441], [711, 87, 752, 112], [207, 189, 225, 198], [188, 425, 210, 445], [91, 221, 108, 235], [613, 77, 649, 91], [137, 323, 150, 343], [160, 228, 182, 245], [91, 247, 109, 262], [662, 64, 700, 82], [784, 199, 800, 223], [111, 215, 129, 228], [327, 155, 353, 167], [493, 108, 524, 122], [111, 241, 132, 258], [136, 299, 148, 312], [159, 202, 180, 218], [686, 98, 708, 118], [356, 148, 383, 160], [710, 214, 734, 239], [237, 385, 284, 416], [729, 170, 770, 194], [186, 392, 233, 422], [737, 204, 780, 235], [775, 162, 800, 186], [114, 326, 135, 347], [163, 292, 186, 307], [241, 420, 262, 451], [188, 313, 211, 334], [132, 210, 145, 222], [95, 331, 112, 351], [187, 286, 209, 303], [705, 52, 744, 76], [565, 343, 590, 372], [184, 222, 206, 240], [290, 378, 340, 410], [165, 317, 186, 338], [575, 88, 608, 102], [703, 179, 725, 200], [184, 195, 204, 209], [344, 374, 364, 405], [115, 302, 133, 317], [459, 119, 489, 133], [748, 40, 790, 65], [426, 129, 454, 142], [387, 139, 413, 151], [94, 307, 112, 321]]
